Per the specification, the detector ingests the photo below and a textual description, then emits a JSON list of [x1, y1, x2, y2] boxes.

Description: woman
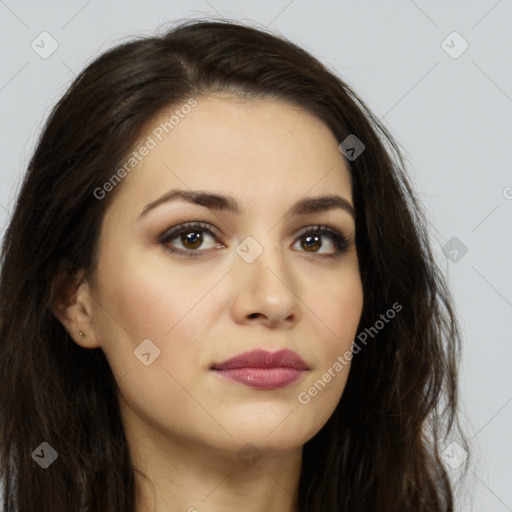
[[0, 19, 469, 512]]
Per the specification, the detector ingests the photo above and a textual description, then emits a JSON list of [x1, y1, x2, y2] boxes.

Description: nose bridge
[[236, 229, 287, 282], [232, 228, 299, 318]]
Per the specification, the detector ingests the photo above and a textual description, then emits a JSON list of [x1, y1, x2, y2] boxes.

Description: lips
[[212, 349, 309, 371], [211, 349, 309, 390]]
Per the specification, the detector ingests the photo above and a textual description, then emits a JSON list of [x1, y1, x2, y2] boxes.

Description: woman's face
[[81, 95, 363, 460]]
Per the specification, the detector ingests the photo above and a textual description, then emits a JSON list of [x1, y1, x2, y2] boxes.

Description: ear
[[50, 268, 101, 349]]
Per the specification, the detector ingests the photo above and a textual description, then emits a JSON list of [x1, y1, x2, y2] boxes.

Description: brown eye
[[158, 222, 349, 260], [180, 230, 203, 250], [159, 222, 221, 257], [301, 234, 322, 252], [292, 226, 350, 259]]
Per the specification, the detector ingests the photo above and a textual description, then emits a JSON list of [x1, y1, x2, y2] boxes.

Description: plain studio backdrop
[[0, 1, 510, 510]]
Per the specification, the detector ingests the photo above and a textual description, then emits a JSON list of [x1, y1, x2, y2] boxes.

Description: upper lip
[[212, 349, 309, 371]]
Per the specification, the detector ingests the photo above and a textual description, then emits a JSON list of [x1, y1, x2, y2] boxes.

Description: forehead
[[111, 95, 352, 216]]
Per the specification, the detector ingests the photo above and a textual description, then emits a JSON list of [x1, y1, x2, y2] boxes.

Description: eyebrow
[[138, 189, 355, 219]]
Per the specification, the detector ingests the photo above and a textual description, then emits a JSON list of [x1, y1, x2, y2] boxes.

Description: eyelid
[[157, 221, 222, 244], [158, 221, 351, 258]]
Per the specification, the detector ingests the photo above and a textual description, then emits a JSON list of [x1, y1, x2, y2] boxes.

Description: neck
[[120, 401, 302, 512], [132, 437, 302, 512]]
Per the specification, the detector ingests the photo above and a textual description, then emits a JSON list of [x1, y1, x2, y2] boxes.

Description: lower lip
[[213, 367, 306, 389]]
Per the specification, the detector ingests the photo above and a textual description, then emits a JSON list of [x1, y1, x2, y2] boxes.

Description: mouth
[[210, 349, 309, 390]]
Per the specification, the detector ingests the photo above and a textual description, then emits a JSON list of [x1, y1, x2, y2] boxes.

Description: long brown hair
[[0, 18, 469, 511]]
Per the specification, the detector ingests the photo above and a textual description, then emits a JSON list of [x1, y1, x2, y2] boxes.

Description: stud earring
[[79, 331, 85, 337]]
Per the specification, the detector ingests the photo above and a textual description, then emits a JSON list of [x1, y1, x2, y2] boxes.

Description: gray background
[[0, 1, 511, 510]]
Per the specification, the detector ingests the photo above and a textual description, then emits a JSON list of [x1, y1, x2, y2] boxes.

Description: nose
[[229, 237, 300, 329]]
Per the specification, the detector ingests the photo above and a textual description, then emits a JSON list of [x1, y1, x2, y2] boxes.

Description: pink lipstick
[[211, 349, 308, 390]]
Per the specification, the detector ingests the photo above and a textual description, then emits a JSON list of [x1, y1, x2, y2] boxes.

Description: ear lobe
[[50, 269, 100, 349]]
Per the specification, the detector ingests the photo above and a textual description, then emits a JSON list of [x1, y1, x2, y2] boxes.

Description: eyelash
[[157, 221, 351, 260]]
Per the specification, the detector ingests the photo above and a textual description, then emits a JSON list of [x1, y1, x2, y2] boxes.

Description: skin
[[53, 95, 364, 512]]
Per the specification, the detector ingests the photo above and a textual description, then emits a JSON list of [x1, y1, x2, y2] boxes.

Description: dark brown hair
[[0, 18, 469, 511]]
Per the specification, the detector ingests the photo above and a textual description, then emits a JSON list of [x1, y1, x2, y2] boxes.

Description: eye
[[293, 225, 350, 259], [158, 222, 222, 258], [158, 222, 351, 259]]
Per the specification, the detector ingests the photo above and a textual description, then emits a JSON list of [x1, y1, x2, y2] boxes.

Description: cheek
[[96, 239, 189, 334], [92, 245, 221, 377], [314, 268, 364, 348], [300, 269, 363, 408], [91, 251, 213, 423]]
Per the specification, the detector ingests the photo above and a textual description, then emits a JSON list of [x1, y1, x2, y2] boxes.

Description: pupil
[[183, 231, 202, 248], [304, 235, 320, 252]]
